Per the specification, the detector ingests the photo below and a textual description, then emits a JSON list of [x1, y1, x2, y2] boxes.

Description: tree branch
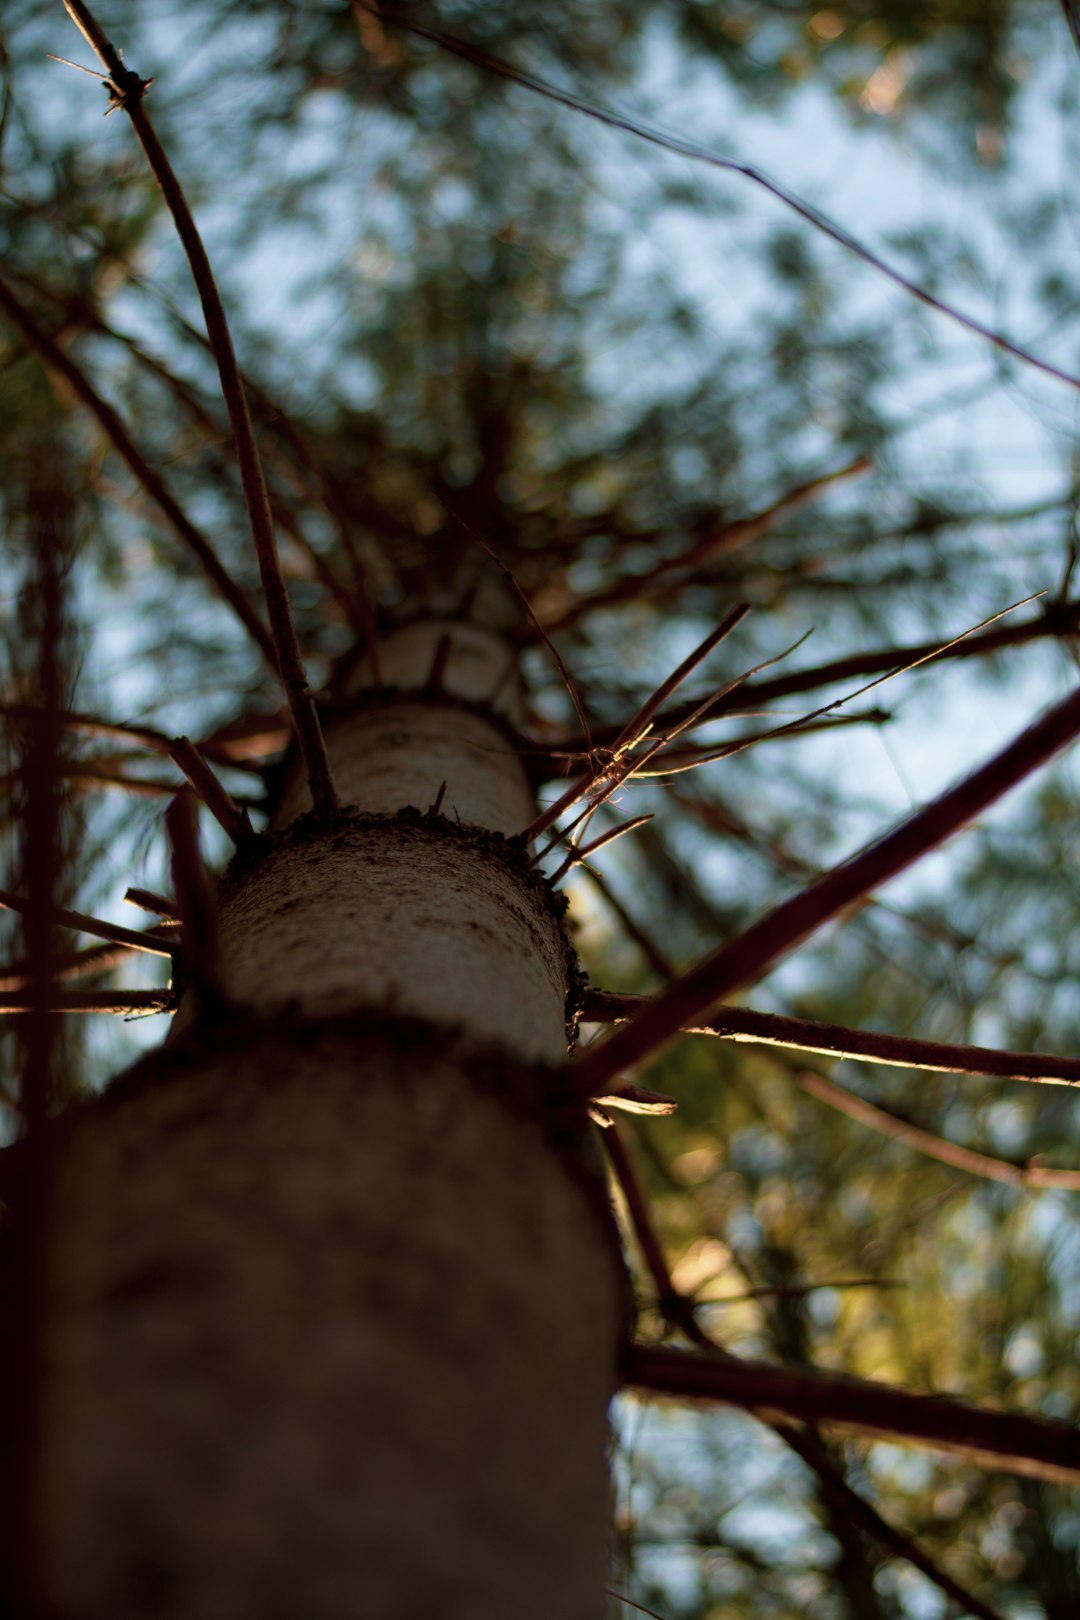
[[0, 890, 174, 958], [796, 1069, 1080, 1189], [61, 0, 338, 817], [581, 990, 1080, 1089], [0, 272, 277, 668], [0, 989, 172, 1015], [602, 1126, 1003, 1617], [627, 1344, 1080, 1485], [575, 680, 1080, 1096]]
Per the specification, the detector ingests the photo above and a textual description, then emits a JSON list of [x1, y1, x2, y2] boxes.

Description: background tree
[[2, 2, 1080, 1616]]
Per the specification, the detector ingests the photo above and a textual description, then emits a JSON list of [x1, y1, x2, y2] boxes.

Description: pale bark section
[[273, 704, 533, 834], [39, 1026, 622, 1620], [349, 616, 527, 722], [211, 819, 571, 1064]]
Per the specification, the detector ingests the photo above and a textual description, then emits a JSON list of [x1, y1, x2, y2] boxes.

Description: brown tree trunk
[[35, 606, 626, 1618]]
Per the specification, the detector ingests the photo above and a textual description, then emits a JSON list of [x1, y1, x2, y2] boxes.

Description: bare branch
[[525, 604, 749, 842], [0, 990, 172, 1015], [0, 701, 171, 754], [627, 1344, 1080, 1484], [602, 1127, 1001, 1616], [468, 528, 594, 752], [797, 1069, 1080, 1189], [61, 0, 338, 818], [581, 990, 1080, 1089], [550, 813, 654, 884], [0, 889, 174, 958], [613, 607, 753, 755], [668, 600, 1080, 731], [168, 736, 253, 845], [0, 273, 277, 668], [575, 680, 1080, 1096], [124, 889, 180, 918]]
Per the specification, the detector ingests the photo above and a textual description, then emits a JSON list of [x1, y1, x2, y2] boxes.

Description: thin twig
[[576, 864, 676, 981], [525, 604, 749, 842], [630, 708, 892, 777], [550, 813, 654, 884], [0, 989, 173, 1015], [60, 0, 338, 817], [575, 679, 1080, 1097], [628, 1344, 1080, 1484], [797, 1069, 1080, 1189], [714, 596, 1046, 758], [468, 525, 594, 753], [368, 4, 1080, 393], [613, 608, 753, 755], [0, 889, 174, 958], [581, 990, 1080, 1089]]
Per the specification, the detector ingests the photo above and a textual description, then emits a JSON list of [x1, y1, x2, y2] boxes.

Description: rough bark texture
[[201, 812, 576, 1062], [33, 611, 626, 1617], [39, 1018, 621, 1619]]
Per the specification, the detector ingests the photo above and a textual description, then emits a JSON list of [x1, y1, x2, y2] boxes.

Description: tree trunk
[[34, 607, 626, 1618]]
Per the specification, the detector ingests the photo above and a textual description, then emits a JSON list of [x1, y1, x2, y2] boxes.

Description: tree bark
[[34, 610, 626, 1618]]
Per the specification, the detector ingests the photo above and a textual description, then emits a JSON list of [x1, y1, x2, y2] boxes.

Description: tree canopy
[[3, 2, 1080, 1615]]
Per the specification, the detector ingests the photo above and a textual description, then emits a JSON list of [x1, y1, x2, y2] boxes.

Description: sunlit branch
[[0, 890, 174, 958], [557, 596, 1036, 758], [797, 1069, 1080, 1189], [581, 990, 1080, 1089], [124, 888, 180, 918], [660, 599, 1080, 731], [628, 707, 892, 777], [612, 607, 752, 756], [550, 814, 654, 885], [574, 680, 1080, 1097], [61, 0, 338, 819], [525, 605, 750, 843], [627, 1344, 1080, 1485], [0, 990, 172, 1015]]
